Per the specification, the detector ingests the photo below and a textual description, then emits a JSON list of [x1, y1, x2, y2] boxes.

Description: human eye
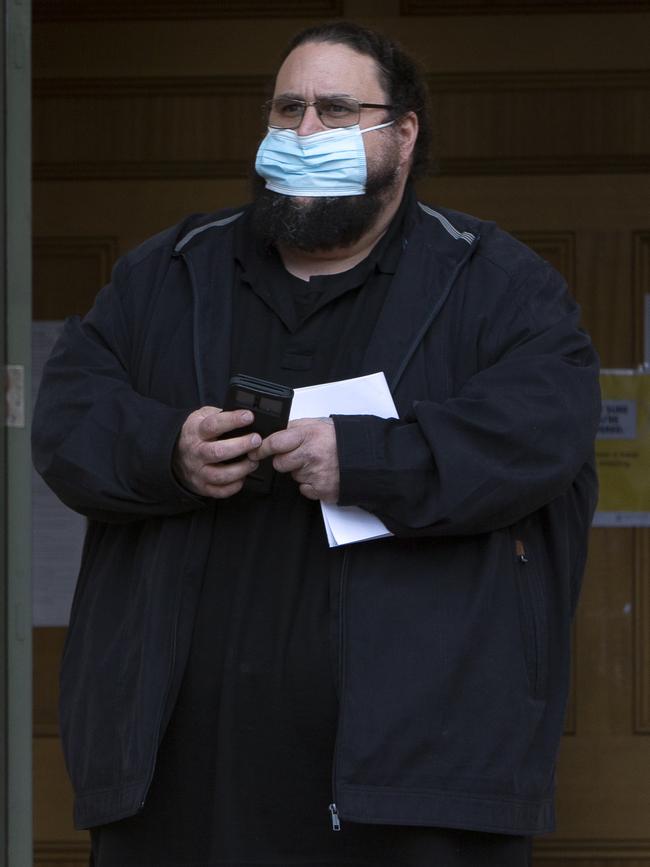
[[319, 98, 356, 120], [275, 98, 304, 119]]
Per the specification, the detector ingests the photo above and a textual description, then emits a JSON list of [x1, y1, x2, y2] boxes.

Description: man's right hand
[[173, 406, 262, 498]]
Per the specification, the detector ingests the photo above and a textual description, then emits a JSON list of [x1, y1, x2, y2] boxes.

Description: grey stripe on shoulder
[[417, 203, 476, 245], [174, 211, 245, 253]]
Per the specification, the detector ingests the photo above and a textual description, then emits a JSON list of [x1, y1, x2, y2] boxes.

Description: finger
[[253, 427, 305, 460], [189, 406, 222, 437], [289, 463, 313, 483], [201, 457, 259, 487], [198, 432, 262, 465], [288, 417, 333, 429], [272, 451, 307, 475], [298, 482, 320, 501], [198, 409, 254, 440], [202, 478, 246, 500]]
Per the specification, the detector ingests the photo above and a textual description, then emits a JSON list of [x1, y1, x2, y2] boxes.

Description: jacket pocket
[[511, 533, 549, 700]]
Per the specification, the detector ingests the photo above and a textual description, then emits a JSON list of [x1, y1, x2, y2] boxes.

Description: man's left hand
[[252, 418, 339, 503]]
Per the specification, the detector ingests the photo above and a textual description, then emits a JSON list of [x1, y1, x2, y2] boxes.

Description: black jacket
[[32, 196, 600, 835]]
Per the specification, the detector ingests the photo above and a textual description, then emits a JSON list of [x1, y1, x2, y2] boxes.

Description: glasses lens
[[265, 97, 362, 129], [316, 97, 360, 128], [266, 98, 306, 129]]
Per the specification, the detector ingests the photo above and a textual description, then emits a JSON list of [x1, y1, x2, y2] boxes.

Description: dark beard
[[249, 161, 399, 253]]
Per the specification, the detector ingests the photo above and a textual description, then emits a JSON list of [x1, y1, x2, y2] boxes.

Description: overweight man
[[33, 20, 600, 867]]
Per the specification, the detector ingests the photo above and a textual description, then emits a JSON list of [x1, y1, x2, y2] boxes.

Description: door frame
[[3, 0, 32, 863]]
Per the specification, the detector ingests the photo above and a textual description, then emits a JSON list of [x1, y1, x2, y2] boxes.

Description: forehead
[[274, 41, 385, 99]]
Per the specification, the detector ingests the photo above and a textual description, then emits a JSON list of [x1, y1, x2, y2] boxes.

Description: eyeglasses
[[263, 96, 393, 130]]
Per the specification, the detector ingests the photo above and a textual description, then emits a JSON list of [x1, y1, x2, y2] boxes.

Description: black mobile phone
[[222, 374, 294, 494]]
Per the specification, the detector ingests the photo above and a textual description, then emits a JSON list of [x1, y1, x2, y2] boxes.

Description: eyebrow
[[274, 91, 355, 100]]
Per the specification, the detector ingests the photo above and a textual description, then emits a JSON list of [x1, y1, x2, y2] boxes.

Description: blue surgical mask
[[255, 121, 394, 197]]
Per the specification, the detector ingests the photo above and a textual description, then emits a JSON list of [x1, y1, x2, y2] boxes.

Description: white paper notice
[[290, 372, 398, 547]]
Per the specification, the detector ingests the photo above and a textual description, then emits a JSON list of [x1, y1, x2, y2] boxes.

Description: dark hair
[[279, 21, 432, 180]]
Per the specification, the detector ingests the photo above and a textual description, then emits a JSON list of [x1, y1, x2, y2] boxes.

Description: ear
[[396, 111, 419, 170]]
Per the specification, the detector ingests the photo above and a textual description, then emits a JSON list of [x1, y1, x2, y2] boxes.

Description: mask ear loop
[[360, 119, 395, 135], [263, 120, 394, 140]]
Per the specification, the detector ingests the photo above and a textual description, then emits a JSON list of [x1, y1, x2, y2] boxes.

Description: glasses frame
[[263, 96, 394, 130]]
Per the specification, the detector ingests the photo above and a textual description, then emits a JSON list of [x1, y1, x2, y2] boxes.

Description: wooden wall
[[32, 2, 650, 865]]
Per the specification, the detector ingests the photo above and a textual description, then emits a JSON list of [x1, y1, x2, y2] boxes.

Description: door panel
[[32, 5, 650, 865]]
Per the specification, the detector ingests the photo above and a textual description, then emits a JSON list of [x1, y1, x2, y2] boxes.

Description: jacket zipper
[[324, 226, 476, 829], [328, 548, 349, 831], [139, 612, 179, 811], [515, 538, 528, 563], [514, 536, 548, 697], [139, 517, 200, 812]]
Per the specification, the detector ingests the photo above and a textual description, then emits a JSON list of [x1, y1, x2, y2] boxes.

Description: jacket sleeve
[[332, 262, 601, 537], [32, 259, 207, 524]]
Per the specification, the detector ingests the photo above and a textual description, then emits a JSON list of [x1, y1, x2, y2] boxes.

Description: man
[[33, 21, 600, 867]]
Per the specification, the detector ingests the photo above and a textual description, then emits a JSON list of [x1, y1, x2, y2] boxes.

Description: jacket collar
[[176, 197, 481, 405], [361, 198, 480, 391], [174, 210, 245, 406]]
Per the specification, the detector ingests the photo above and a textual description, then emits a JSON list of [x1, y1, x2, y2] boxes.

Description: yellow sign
[[594, 369, 650, 526]]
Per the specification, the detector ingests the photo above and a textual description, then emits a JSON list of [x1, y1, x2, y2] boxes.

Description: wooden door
[[32, 2, 650, 864]]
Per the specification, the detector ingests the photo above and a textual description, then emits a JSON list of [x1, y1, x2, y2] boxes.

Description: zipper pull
[[329, 802, 341, 831], [515, 539, 528, 563]]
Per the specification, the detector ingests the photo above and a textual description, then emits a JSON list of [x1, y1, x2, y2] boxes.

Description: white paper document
[[290, 372, 398, 547]]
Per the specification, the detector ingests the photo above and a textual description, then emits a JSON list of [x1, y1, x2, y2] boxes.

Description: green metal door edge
[[5, 0, 32, 864]]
